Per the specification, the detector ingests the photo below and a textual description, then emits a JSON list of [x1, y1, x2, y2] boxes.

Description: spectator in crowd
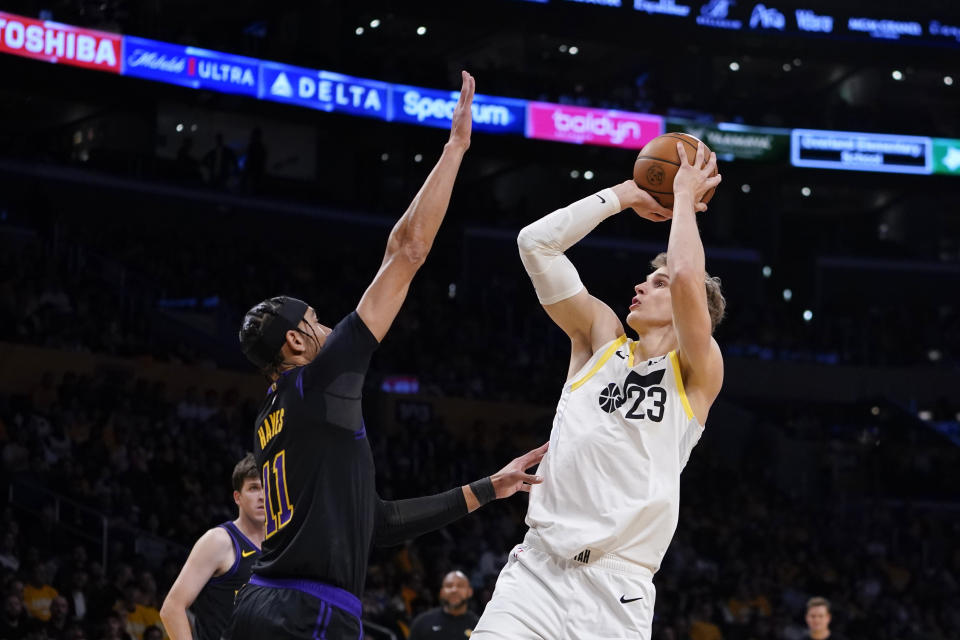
[[116, 585, 164, 640], [408, 571, 478, 640], [143, 624, 164, 640], [43, 595, 71, 638], [102, 610, 134, 640], [240, 127, 267, 193], [22, 563, 58, 622], [805, 597, 837, 640], [0, 592, 36, 639], [65, 570, 90, 624], [689, 601, 723, 640], [201, 134, 237, 188]]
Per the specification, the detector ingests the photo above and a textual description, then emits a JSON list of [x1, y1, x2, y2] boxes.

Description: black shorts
[[225, 576, 362, 640]]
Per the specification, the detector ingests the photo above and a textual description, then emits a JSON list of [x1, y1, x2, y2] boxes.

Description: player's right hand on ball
[[447, 71, 475, 151]]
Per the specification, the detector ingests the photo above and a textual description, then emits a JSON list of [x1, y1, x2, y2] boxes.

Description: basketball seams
[[633, 132, 717, 207], [661, 132, 701, 154], [634, 155, 681, 167]]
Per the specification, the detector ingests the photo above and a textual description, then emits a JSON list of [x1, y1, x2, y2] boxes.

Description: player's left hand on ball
[[490, 442, 548, 498], [673, 141, 722, 203]]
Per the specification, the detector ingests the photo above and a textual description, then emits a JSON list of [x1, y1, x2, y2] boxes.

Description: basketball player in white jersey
[[472, 142, 724, 640]]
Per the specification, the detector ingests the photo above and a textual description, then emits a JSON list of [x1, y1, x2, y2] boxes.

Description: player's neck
[[443, 604, 467, 616], [810, 631, 830, 640], [630, 325, 678, 362], [234, 514, 265, 547]]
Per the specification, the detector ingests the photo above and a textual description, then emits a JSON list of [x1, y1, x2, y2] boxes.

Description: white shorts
[[472, 532, 656, 640]]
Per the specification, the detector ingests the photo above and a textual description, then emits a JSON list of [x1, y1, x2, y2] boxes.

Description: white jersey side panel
[[525, 336, 704, 573]]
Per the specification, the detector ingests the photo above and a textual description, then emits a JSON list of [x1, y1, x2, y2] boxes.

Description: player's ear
[[285, 328, 304, 353], [233, 490, 241, 506]]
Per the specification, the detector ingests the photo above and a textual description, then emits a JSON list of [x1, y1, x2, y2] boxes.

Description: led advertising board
[[124, 37, 259, 97], [526, 103, 663, 149], [0, 11, 121, 72], [259, 62, 391, 120], [392, 85, 527, 134], [666, 121, 790, 161], [791, 129, 932, 175]]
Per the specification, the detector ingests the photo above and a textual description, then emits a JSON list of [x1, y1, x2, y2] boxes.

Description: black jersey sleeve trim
[[372, 488, 468, 547]]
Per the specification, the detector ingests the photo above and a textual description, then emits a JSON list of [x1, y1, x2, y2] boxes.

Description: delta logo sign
[[526, 102, 663, 149], [0, 11, 121, 72], [260, 62, 390, 120], [123, 36, 259, 97]]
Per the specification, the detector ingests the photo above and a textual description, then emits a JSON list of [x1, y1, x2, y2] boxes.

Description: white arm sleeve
[[517, 188, 622, 305]]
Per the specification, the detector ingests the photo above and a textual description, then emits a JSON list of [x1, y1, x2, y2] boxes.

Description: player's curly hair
[[650, 252, 726, 333], [239, 296, 289, 378]]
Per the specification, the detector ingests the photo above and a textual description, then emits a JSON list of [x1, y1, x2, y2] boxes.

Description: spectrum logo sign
[[526, 103, 663, 149], [392, 86, 526, 134], [0, 11, 121, 72]]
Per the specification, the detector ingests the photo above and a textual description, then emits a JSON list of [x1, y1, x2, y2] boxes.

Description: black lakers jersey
[[251, 311, 379, 596], [191, 521, 260, 640]]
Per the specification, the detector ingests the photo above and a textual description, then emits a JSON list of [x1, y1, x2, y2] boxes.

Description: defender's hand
[[491, 442, 548, 498], [447, 71, 475, 151]]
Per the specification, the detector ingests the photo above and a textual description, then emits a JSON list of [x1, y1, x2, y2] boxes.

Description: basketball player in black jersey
[[160, 454, 264, 640], [227, 71, 547, 640]]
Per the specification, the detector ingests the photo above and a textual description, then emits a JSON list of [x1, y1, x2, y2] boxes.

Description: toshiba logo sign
[[0, 12, 121, 72]]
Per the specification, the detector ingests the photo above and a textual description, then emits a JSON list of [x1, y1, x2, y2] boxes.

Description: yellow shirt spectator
[[125, 603, 167, 640], [23, 583, 59, 621]]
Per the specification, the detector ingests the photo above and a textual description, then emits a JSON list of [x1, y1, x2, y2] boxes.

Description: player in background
[[472, 142, 724, 639], [160, 454, 263, 640], [408, 571, 479, 640]]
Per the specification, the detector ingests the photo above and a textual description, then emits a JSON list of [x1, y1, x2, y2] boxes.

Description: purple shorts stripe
[[249, 575, 362, 619]]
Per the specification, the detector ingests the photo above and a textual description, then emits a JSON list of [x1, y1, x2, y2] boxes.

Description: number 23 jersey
[[525, 336, 704, 574]]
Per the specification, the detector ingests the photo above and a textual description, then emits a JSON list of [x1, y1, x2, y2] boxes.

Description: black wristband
[[469, 477, 496, 506]]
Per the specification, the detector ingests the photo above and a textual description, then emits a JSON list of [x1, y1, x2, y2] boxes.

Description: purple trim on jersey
[[296, 370, 304, 399], [228, 522, 261, 552], [354, 420, 366, 440], [249, 575, 362, 619], [208, 522, 240, 583]]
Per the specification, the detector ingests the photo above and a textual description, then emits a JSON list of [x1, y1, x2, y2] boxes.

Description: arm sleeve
[[373, 488, 468, 547], [516, 188, 622, 305]]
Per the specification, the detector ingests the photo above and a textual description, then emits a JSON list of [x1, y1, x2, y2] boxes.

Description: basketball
[[633, 133, 718, 208]]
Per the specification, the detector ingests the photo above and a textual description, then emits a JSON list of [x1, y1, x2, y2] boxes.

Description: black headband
[[241, 297, 309, 369]]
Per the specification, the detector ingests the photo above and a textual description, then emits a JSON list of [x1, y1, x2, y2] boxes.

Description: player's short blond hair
[[650, 252, 726, 333], [806, 597, 831, 613]]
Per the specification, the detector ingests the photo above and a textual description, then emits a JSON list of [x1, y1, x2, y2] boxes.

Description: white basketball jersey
[[525, 336, 704, 574]]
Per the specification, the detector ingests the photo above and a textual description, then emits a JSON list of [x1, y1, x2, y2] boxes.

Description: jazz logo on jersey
[[257, 408, 285, 448], [598, 369, 667, 422]]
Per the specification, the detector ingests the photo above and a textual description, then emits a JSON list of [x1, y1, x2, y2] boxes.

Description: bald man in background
[[408, 571, 478, 640]]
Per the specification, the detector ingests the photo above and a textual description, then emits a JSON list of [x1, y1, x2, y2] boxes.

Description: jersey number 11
[[263, 450, 294, 539]]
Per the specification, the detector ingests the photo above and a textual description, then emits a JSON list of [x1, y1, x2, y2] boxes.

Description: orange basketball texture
[[633, 133, 718, 208]]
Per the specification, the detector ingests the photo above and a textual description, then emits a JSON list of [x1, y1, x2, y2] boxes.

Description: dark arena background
[[1, 1, 959, 639]]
